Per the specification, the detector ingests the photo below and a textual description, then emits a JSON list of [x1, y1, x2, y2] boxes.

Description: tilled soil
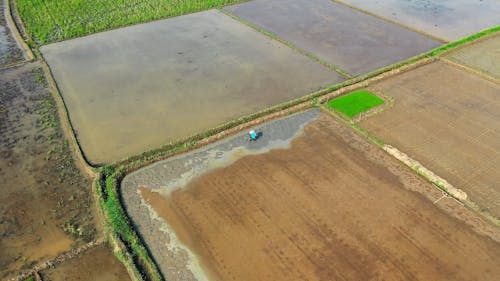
[[126, 111, 500, 281], [0, 63, 96, 279], [122, 110, 321, 281], [41, 245, 130, 281], [0, 1, 24, 66], [447, 33, 500, 79], [359, 61, 500, 218]]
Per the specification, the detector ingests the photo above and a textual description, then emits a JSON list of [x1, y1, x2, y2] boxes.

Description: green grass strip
[[327, 90, 384, 118]]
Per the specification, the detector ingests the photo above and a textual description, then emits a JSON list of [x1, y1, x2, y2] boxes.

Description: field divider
[[4, 0, 34, 60], [218, 8, 354, 79], [329, 0, 448, 43], [39, 57, 98, 177], [439, 57, 499, 85], [321, 105, 500, 230]]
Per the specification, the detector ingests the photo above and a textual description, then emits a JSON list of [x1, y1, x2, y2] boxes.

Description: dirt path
[[128, 111, 500, 281], [0, 0, 24, 67], [0, 63, 97, 279]]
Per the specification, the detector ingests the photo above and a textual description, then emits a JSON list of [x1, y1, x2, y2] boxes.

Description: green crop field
[[17, 0, 244, 44], [327, 90, 384, 118]]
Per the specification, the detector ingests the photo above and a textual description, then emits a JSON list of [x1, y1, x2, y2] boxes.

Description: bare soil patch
[[0, 63, 96, 279], [225, 0, 441, 76], [41, 245, 129, 281], [359, 61, 500, 218], [446, 33, 500, 80], [126, 111, 500, 281]]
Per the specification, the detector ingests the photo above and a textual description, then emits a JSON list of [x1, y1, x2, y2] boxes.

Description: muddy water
[[338, 0, 500, 41], [0, 0, 24, 66], [447, 33, 500, 79], [0, 63, 96, 279], [225, 0, 441, 76], [137, 113, 500, 281], [41, 9, 342, 164], [41, 245, 130, 281]]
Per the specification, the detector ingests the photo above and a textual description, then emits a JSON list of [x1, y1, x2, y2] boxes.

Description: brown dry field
[[140, 112, 500, 281], [446, 33, 500, 80], [359, 61, 500, 218], [41, 245, 130, 281]]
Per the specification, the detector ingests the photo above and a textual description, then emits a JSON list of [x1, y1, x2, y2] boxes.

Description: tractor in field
[[248, 130, 260, 141]]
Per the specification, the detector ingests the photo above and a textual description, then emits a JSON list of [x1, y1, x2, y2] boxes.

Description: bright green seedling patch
[[327, 90, 384, 118]]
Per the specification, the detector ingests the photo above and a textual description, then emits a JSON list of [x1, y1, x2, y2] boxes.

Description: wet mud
[[338, 0, 500, 41], [225, 0, 441, 76], [0, 0, 24, 66], [360, 61, 500, 218], [447, 33, 500, 79], [122, 110, 321, 280], [0, 63, 96, 280], [124, 110, 500, 281], [41, 9, 342, 164], [41, 245, 130, 281]]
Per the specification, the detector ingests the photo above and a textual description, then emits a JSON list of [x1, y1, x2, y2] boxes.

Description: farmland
[[40, 9, 340, 164], [4, 0, 500, 280], [17, 0, 244, 44], [359, 60, 500, 218], [124, 110, 500, 281]]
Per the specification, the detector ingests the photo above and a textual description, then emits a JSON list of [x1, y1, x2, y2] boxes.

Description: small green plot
[[327, 90, 384, 118]]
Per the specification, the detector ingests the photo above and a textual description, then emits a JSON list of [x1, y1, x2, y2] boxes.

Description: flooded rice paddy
[[338, 0, 500, 41], [0, 63, 96, 280], [41, 10, 342, 164], [225, 0, 441, 76]]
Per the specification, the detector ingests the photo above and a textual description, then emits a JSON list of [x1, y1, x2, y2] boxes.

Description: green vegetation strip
[[75, 27, 498, 280], [16, 0, 245, 44], [327, 90, 384, 118]]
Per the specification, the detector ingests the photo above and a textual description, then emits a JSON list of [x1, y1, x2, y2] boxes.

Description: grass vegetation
[[16, 0, 244, 44], [327, 90, 384, 118]]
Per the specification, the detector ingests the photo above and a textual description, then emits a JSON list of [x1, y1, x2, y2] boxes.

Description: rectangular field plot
[[447, 33, 500, 79], [41, 10, 342, 164], [225, 0, 441, 76], [338, 0, 500, 42], [122, 110, 500, 281], [359, 61, 500, 217]]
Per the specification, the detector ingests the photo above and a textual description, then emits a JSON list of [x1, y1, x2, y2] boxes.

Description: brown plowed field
[[446, 33, 500, 79], [359, 61, 500, 218], [140, 112, 500, 281]]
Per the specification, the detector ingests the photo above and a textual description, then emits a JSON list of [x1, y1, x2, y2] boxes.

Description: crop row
[[17, 0, 243, 44]]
